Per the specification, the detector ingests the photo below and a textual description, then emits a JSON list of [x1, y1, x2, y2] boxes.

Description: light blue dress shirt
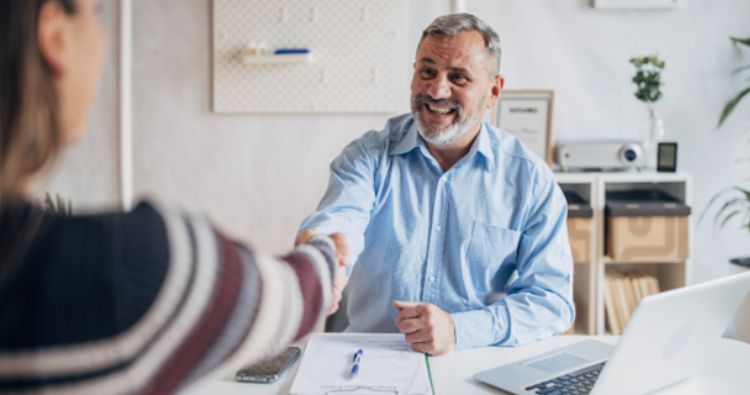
[[300, 114, 575, 350]]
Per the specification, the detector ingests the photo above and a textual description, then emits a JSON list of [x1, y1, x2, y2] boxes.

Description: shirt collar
[[389, 121, 420, 156], [389, 118, 496, 171], [471, 121, 495, 171]]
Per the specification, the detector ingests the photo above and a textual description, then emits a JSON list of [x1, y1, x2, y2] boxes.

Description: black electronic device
[[657, 142, 678, 172], [235, 346, 301, 384]]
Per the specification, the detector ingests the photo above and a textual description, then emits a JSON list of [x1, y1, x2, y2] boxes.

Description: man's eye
[[450, 73, 468, 84], [420, 68, 436, 78]]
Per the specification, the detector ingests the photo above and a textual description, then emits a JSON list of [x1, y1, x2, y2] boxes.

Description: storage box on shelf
[[605, 190, 690, 263], [555, 172, 692, 335], [565, 190, 594, 264]]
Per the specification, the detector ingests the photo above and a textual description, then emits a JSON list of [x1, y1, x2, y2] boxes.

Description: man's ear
[[37, 1, 70, 77], [486, 74, 505, 109]]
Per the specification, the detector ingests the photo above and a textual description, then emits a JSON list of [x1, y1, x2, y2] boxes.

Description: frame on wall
[[212, 0, 406, 113], [592, 0, 679, 9], [492, 90, 555, 165]]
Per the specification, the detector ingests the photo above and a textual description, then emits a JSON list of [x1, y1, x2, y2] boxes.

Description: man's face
[[410, 31, 502, 147]]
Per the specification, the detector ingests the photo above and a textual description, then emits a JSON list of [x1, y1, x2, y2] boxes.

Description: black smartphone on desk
[[235, 346, 301, 383]]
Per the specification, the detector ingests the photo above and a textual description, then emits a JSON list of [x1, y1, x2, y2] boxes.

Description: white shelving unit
[[556, 173, 598, 335], [555, 171, 692, 335]]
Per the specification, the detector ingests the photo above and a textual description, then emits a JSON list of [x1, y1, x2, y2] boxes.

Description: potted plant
[[707, 36, 750, 267], [630, 55, 666, 169], [706, 35, 750, 343]]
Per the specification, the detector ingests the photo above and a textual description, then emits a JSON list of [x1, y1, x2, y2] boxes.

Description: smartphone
[[235, 346, 301, 383]]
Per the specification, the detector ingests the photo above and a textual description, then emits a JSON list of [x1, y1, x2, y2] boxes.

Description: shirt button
[[435, 224, 442, 232], [428, 276, 436, 283]]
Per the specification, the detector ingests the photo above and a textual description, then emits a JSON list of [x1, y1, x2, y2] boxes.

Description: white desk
[[180, 335, 750, 395]]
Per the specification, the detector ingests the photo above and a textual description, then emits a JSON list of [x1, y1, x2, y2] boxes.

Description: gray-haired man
[[298, 14, 574, 355]]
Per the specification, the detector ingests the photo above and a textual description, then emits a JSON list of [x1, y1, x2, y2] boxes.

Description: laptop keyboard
[[525, 361, 606, 395]]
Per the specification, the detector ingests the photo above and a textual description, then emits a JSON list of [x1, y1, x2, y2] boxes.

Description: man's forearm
[[451, 288, 574, 350]]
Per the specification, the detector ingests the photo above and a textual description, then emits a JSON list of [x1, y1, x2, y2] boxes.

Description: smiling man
[[297, 14, 574, 355]]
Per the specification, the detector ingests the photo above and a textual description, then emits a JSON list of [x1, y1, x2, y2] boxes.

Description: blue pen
[[349, 348, 364, 378], [274, 48, 310, 55]]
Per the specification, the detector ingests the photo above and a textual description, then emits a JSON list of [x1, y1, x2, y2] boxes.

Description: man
[[297, 13, 574, 355]]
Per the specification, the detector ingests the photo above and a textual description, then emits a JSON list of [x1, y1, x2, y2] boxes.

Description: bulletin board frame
[[212, 0, 408, 114]]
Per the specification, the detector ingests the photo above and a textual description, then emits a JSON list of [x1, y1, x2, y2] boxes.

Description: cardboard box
[[606, 190, 690, 262], [568, 217, 592, 264], [564, 191, 593, 264]]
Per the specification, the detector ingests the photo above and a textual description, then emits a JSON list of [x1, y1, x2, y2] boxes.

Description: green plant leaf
[[708, 185, 750, 230], [701, 188, 732, 224], [730, 36, 750, 48], [718, 85, 750, 127], [714, 195, 743, 217], [719, 209, 743, 228]]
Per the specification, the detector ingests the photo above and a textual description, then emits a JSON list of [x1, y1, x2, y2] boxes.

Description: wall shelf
[[241, 53, 315, 65]]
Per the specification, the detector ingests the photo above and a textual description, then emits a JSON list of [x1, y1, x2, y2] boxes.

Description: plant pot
[[729, 256, 750, 343]]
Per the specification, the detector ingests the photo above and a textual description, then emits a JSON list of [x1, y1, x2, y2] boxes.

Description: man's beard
[[411, 94, 480, 146]]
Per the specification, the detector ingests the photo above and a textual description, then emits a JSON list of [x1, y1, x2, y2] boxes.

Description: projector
[[555, 140, 644, 171]]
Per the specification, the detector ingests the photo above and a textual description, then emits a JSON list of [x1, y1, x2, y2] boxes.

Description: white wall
[[47, 0, 750, 283]]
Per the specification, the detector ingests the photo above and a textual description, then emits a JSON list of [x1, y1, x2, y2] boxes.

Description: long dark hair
[[0, 0, 77, 276]]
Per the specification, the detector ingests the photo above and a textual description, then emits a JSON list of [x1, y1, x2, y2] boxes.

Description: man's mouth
[[424, 103, 456, 115]]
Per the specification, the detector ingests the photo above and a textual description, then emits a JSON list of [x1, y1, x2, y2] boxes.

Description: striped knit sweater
[[0, 201, 336, 394]]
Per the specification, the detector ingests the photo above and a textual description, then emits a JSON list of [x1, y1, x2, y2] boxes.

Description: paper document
[[290, 333, 433, 395]]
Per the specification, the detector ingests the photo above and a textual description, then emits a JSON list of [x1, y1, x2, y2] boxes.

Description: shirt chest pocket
[[466, 221, 521, 279]]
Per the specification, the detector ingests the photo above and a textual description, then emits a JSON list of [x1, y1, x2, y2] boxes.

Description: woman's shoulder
[[28, 200, 172, 270], [0, 201, 176, 351]]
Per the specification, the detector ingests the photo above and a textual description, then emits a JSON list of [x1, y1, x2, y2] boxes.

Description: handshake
[[294, 229, 348, 316], [292, 230, 456, 356]]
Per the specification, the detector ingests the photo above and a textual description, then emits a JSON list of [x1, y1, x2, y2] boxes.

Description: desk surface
[[179, 335, 750, 395]]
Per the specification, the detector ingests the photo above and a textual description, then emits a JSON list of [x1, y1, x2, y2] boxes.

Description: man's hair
[[419, 13, 502, 75]]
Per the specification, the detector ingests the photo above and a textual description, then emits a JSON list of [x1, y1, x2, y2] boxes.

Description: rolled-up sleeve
[[451, 172, 575, 350]]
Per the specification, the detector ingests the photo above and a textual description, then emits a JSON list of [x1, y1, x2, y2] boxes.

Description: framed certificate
[[492, 90, 555, 165]]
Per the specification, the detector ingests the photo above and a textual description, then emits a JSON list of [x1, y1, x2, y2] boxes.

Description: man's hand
[[295, 229, 349, 315], [295, 229, 348, 268], [393, 301, 456, 355], [294, 229, 316, 246]]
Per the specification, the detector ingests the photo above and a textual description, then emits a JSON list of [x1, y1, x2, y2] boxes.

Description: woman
[[0, 1, 344, 393]]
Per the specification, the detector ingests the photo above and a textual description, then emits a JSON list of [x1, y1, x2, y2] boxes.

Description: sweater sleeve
[[140, 204, 337, 394], [0, 201, 335, 395]]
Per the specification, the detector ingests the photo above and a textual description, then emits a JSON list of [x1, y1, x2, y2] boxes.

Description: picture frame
[[492, 90, 555, 165], [592, 0, 679, 9]]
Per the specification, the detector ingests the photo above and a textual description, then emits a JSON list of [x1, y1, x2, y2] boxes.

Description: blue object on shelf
[[274, 48, 310, 55]]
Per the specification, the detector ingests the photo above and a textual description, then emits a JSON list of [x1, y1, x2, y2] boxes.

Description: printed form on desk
[[290, 333, 434, 395]]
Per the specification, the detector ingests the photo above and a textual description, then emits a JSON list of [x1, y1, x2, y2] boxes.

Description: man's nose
[[425, 74, 451, 99]]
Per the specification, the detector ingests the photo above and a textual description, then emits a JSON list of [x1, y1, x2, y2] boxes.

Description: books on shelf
[[604, 271, 661, 334]]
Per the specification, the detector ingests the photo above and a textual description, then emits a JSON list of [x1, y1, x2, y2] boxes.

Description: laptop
[[474, 271, 750, 395]]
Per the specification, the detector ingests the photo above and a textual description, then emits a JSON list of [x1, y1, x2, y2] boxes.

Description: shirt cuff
[[451, 308, 506, 350]]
